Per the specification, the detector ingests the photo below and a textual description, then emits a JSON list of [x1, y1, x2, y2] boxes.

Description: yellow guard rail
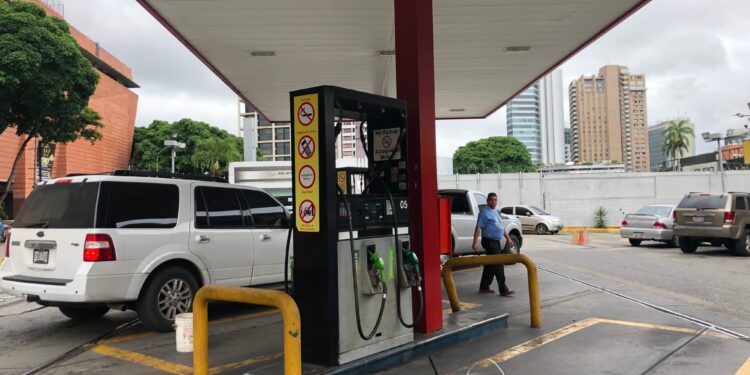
[[442, 254, 541, 328], [192, 285, 301, 375]]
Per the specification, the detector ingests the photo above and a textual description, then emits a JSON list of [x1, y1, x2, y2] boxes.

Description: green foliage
[[256, 147, 264, 161], [191, 137, 242, 176], [661, 119, 694, 160], [0, 1, 103, 204], [453, 137, 535, 174], [593, 206, 608, 228], [130, 119, 243, 176]]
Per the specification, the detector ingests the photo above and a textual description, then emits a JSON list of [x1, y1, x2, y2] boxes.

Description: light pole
[[164, 139, 186, 173], [702, 132, 725, 193], [155, 146, 168, 172]]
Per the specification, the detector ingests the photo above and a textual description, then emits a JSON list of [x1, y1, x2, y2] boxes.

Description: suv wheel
[[679, 238, 699, 254], [666, 236, 679, 248], [535, 224, 548, 235], [629, 239, 642, 246], [137, 266, 199, 332], [59, 304, 110, 320], [733, 229, 750, 257], [505, 232, 522, 254]]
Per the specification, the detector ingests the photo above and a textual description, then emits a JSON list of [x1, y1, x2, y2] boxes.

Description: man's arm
[[472, 225, 481, 252], [504, 230, 514, 248]]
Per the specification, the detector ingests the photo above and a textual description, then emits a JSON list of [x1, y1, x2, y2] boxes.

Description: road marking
[[208, 352, 282, 374], [93, 344, 193, 375], [736, 356, 750, 375], [448, 317, 736, 374]]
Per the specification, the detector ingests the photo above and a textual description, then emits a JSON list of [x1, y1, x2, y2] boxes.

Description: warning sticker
[[293, 94, 320, 232], [298, 136, 315, 159], [298, 165, 316, 189], [299, 200, 316, 224], [373, 128, 402, 161], [337, 170, 347, 194]]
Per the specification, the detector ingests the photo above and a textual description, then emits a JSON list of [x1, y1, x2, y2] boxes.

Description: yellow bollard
[[442, 254, 541, 328], [192, 285, 301, 375]]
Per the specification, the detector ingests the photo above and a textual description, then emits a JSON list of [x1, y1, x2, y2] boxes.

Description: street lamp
[[702, 132, 725, 193], [164, 139, 186, 173]]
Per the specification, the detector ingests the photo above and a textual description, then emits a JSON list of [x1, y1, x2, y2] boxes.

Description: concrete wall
[[438, 171, 750, 227]]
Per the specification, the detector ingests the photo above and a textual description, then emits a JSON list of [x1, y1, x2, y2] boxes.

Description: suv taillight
[[4, 232, 9, 258], [83, 234, 116, 262], [621, 220, 628, 226], [653, 220, 667, 229], [724, 212, 736, 224]]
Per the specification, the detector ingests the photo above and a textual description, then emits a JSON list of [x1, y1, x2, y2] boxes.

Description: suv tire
[[59, 304, 110, 320], [733, 229, 750, 257], [679, 238, 699, 253], [666, 236, 679, 248], [505, 232, 522, 254], [137, 266, 199, 332], [629, 239, 642, 246], [535, 224, 548, 235]]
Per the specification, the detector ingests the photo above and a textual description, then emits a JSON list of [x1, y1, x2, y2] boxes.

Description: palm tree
[[661, 119, 694, 171], [191, 137, 242, 176]]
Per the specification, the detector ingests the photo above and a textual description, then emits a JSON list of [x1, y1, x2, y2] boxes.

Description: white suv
[[0, 173, 291, 332]]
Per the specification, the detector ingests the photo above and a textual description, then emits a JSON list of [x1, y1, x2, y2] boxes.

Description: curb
[[561, 227, 620, 234]]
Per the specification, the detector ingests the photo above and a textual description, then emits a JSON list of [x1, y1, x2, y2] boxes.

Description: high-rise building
[[507, 70, 565, 165], [238, 100, 291, 161], [569, 65, 649, 172], [648, 118, 695, 171], [564, 127, 571, 163]]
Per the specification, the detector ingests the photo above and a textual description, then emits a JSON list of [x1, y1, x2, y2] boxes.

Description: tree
[[130, 119, 243, 175], [0, 1, 103, 205], [453, 136, 535, 174], [191, 137, 242, 176], [661, 119, 694, 170]]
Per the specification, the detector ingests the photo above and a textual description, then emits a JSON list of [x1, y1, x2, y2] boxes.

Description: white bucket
[[174, 313, 194, 353]]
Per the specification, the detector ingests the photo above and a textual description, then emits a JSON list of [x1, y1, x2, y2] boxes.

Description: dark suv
[[673, 192, 750, 256]]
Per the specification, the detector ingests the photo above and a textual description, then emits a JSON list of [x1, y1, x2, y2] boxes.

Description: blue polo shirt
[[477, 207, 504, 240]]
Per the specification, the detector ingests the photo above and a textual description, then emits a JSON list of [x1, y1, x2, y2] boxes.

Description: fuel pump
[[290, 86, 416, 366]]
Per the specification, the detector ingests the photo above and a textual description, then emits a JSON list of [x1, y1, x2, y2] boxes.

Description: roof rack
[[65, 170, 227, 183], [111, 170, 227, 183]]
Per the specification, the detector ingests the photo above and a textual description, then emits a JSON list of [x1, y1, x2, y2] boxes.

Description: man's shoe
[[500, 289, 516, 297], [478, 288, 496, 294]]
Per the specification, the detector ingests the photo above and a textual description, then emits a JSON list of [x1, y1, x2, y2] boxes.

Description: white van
[[0, 173, 291, 331]]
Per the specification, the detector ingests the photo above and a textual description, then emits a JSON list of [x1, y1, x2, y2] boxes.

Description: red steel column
[[395, 0, 442, 333]]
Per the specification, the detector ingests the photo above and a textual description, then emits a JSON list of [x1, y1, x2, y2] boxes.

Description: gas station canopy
[[139, 0, 648, 123]]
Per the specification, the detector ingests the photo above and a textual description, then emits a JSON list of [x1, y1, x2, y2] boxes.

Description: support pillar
[[395, 0, 442, 333]]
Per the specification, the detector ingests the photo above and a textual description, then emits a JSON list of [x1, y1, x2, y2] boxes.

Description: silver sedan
[[620, 205, 678, 247]]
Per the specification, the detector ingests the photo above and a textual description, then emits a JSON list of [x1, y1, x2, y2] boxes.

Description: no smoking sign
[[297, 102, 315, 126]]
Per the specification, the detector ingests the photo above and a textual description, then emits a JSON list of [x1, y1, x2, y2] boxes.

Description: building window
[[259, 143, 273, 155], [275, 127, 290, 141], [258, 128, 273, 141], [275, 141, 291, 155]]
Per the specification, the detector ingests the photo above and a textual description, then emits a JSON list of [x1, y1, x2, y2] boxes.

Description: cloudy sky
[[61, 0, 750, 156]]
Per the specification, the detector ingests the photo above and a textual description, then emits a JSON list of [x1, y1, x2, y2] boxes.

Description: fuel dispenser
[[290, 86, 422, 366]]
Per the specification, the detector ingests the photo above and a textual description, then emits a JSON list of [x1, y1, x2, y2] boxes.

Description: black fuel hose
[[379, 178, 425, 328], [284, 217, 292, 294], [338, 186, 387, 341]]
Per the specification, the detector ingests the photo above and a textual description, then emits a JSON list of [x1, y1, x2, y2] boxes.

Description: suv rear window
[[14, 181, 99, 228], [96, 182, 179, 228], [677, 195, 728, 209]]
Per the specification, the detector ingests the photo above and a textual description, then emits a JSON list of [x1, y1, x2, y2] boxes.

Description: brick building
[[0, 1, 139, 216]]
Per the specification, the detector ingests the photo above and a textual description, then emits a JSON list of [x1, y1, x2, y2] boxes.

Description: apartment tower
[[507, 69, 565, 165], [569, 65, 649, 172]]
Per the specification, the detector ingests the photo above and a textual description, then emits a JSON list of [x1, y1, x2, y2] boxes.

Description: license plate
[[692, 216, 705, 223], [632, 232, 643, 239], [33, 249, 49, 264]]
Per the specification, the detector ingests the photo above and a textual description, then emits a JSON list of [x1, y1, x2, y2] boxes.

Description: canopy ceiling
[[139, 0, 649, 122]]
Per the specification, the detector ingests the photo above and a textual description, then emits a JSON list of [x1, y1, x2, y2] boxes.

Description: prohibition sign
[[298, 165, 316, 189], [298, 102, 315, 126], [299, 200, 316, 223], [382, 135, 393, 148], [298, 136, 315, 159]]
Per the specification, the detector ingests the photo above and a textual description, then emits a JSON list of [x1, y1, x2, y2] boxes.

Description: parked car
[[673, 192, 750, 256], [438, 189, 523, 265], [500, 205, 564, 234], [0, 173, 291, 331], [620, 205, 677, 247]]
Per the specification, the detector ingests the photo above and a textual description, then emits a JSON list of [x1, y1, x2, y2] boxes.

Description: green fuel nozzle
[[369, 250, 386, 284], [402, 247, 421, 279]]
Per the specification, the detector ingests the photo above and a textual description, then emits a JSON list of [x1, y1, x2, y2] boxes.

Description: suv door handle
[[259, 234, 271, 241], [195, 235, 210, 244]]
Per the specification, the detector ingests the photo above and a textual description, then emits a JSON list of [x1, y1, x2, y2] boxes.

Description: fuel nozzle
[[368, 248, 386, 285], [401, 245, 421, 280]]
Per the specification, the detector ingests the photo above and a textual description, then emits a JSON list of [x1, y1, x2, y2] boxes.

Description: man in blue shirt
[[472, 192, 515, 296]]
